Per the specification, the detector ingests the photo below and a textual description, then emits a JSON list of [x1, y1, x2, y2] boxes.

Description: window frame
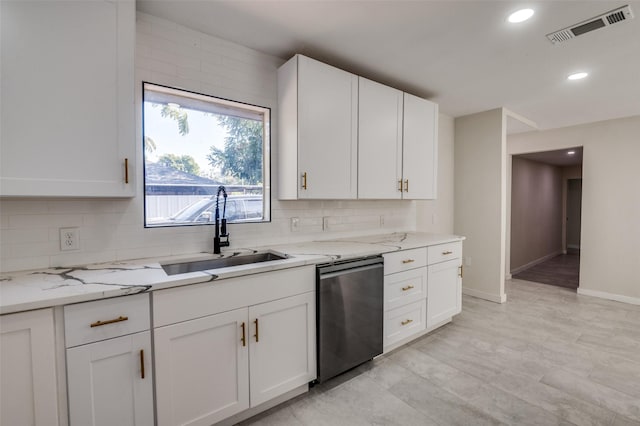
[[142, 82, 271, 228]]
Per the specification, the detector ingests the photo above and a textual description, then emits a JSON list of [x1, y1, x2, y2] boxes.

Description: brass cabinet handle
[[140, 349, 145, 379], [398, 179, 403, 192], [253, 318, 259, 342], [90, 316, 128, 328], [241, 322, 246, 347], [301, 172, 307, 190], [124, 158, 129, 184], [404, 179, 409, 192], [402, 259, 415, 264], [459, 265, 464, 278], [401, 319, 413, 326], [442, 250, 453, 255], [401, 285, 414, 291]]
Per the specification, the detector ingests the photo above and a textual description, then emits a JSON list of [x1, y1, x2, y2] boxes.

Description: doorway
[[509, 147, 582, 290]]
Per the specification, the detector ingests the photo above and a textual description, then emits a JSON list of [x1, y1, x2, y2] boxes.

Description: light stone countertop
[[0, 232, 463, 315]]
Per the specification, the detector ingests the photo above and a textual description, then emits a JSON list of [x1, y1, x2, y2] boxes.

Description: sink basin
[[161, 251, 289, 276]]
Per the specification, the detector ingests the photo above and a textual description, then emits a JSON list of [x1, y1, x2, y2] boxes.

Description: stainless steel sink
[[161, 251, 289, 276]]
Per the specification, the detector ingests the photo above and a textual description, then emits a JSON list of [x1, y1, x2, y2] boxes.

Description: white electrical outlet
[[60, 227, 80, 251], [291, 217, 300, 232]]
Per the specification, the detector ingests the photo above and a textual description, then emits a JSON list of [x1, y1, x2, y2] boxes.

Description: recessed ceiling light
[[567, 151, 576, 155], [508, 8, 535, 23], [567, 72, 588, 80]]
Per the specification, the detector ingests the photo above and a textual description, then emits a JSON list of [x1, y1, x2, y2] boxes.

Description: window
[[143, 83, 270, 227]]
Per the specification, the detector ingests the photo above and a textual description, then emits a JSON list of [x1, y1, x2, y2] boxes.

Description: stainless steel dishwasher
[[316, 256, 384, 383]]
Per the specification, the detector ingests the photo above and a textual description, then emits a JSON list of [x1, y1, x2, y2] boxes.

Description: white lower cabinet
[[64, 293, 153, 426], [153, 266, 316, 426], [249, 293, 316, 407], [426, 242, 463, 328], [0, 308, 59, 426], [154, 308, 249, 426], [427, 258, 462, 328], [383, 248, 428, 352], [66, 332, 154, 426]]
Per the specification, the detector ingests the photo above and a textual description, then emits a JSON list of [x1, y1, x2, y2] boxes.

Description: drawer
[[384, 300, 426, 348], [384, 268, 427, 311], [64, 293, 150, 348], [427, 241, 462, 265], [383, 247, 427, 275]]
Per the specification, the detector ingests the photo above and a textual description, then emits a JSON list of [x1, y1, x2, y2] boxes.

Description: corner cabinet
[[0, 308, 59, 426], [426, 242, 463, 328], [153, 266, 316, 426], [0, 0, 135, 197], [278, 55, 358, 199]]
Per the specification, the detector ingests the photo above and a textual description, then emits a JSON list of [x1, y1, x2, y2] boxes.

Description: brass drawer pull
[[442, 250, 453, 255], [140, 349, 145, 379], [90, 316, 128, 328], [301, 172, 308, 190], [398, 179, 403, 192], [404, 179, 409, 192], [459, 265, 464, 278], [402, 259, 415, 264], [401, 285, 414, 291], [241, 322, 246, 347], [124, 158, 129, 184], [401, 319, 413, 326], [254, 318, 259, 342]]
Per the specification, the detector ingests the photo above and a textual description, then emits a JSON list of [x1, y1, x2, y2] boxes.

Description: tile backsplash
[[0, 197, 415, 273]]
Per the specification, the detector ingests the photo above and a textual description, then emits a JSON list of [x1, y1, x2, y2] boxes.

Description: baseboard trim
[[462, 287, 506, 304], [577, 288, 640, 306], [511, 250, 563, 276], [505, 273, 513, 280]]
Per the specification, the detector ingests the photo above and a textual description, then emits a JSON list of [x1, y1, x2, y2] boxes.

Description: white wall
[[454, 108, 507, 303], [416, 113, 454, 234], [0, 12, 449, 273], [509, 115, 640, 304]]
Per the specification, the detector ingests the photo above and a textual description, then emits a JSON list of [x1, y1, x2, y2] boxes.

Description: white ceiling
[[137, 0, 640, 133]]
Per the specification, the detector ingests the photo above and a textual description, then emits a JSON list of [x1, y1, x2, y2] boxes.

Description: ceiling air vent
[[546, 5, 634, 44]]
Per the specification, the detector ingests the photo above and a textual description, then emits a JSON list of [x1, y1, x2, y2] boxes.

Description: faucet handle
[[221, 218, 228, 236]]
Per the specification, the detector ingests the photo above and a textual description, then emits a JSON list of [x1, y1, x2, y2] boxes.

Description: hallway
[[513, 249, 580, 289]]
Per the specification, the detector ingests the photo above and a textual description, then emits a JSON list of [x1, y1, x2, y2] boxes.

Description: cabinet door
[[402, 93, 438, 200], [66, 332, 153, 426], [249, 292, 316, 407], [358, 78, 403, 199], [297, 56, 358, 199], [427, 258, 462, 328], [0, 0, 135, 197], [0, 308, 59, 426], [154, 308, 249, 426]]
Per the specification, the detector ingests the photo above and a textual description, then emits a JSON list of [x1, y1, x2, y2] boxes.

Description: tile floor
[[241, 279, 640, 426]]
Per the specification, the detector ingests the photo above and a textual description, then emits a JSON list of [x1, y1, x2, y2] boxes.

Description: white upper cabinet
[[358, 82, 438, 200], [402, 93, 438, 200], [358, 78, 404, 199], [278, 55, 358, 199], [0, 0, 135, 197]]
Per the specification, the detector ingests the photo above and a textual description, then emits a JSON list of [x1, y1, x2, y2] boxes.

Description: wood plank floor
[[513, 251, 580, 289], [241, 279, 640, 426]]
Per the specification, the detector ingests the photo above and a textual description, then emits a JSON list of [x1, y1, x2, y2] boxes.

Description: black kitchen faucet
[[213, 186, 230, 254]]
